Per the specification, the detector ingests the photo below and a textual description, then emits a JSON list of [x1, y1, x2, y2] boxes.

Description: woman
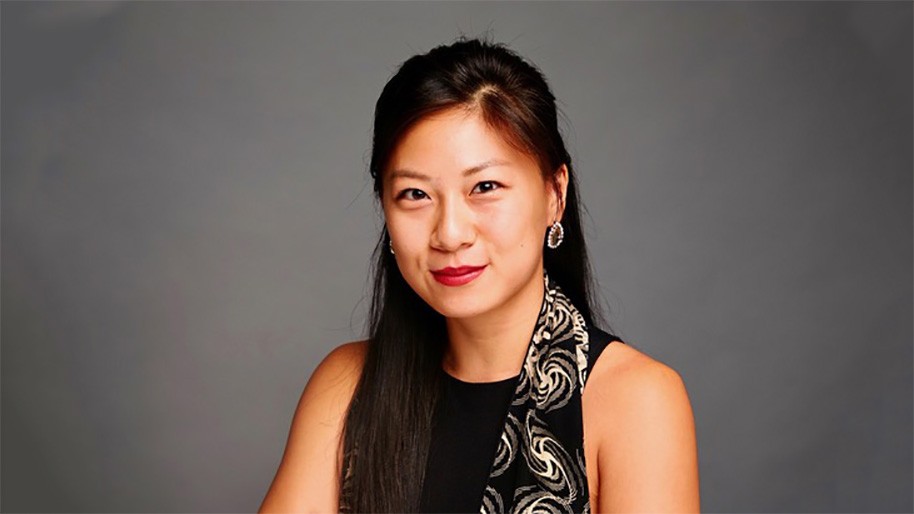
[[260, 37, 699, 513]]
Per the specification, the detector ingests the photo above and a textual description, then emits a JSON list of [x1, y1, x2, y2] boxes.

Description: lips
[[431, 265, 486, 276], [430, 265, 487, 286]]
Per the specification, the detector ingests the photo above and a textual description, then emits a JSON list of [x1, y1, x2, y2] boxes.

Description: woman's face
[[382, 107, 567, 320]]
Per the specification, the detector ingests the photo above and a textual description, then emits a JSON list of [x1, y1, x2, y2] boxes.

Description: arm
[[588, 347, 700, 512], [259, 341, 366, 513]]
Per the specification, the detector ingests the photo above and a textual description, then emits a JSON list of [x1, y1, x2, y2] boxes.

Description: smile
[[430, 265, 487, 287]]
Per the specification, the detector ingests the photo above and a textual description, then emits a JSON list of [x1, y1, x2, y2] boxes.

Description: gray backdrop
[[2, 2, 911, 512]]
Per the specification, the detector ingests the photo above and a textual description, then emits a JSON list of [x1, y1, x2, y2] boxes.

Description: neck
[[442, 269, 545, 383]]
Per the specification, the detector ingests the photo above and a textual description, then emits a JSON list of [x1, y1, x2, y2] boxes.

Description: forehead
[[386, 108, 540, 179]]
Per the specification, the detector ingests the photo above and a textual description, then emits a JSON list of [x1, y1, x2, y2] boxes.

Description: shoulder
[[585, 340, 689, 407], [258, 340, 368, 513], [293, 339, 369, 435], [309, 340, 368, 394], [584, 341, 694, 441], [292, 340, 368, 419], [582, 340, 700, 511]]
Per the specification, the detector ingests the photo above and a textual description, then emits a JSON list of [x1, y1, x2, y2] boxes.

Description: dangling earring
[[388, 235, 395, 255], [546, 221, 564, 249]]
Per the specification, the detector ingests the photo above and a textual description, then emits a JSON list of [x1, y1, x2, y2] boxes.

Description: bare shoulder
[[585, 340, 689, 402], [583, 340, 701, 512], [583, 340, 694, 446], [259, 340, 368, 513], [309, 340, 368, 396], [289, 340, 368, 421]]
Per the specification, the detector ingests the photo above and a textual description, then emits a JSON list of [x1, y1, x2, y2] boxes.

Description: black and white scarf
[[480, 271, 605, 514]]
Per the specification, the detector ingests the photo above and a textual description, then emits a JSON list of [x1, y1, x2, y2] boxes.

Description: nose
[[430, 195, 475, 252]]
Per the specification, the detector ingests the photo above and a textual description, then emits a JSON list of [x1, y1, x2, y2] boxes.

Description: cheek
[[480, 199, 546, 249], [387, 212, 433, 260]]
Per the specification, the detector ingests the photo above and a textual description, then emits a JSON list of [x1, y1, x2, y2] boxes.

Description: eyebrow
[[388, 158, 510, 181]]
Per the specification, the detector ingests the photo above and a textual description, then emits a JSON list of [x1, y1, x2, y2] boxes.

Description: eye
[[472, 181, 502, 194], [396, 188, 428, 201]]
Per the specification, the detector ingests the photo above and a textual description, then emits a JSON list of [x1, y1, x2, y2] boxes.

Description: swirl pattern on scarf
[[481, 271, 596, 514]]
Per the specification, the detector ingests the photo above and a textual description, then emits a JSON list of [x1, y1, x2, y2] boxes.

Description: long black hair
[[339, 36, 607, 512]]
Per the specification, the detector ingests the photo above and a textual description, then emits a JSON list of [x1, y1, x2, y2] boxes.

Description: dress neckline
[[443, 370, 521, 387]]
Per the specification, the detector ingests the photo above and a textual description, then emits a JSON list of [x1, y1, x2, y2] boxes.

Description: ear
[[548, 164, 570, 223]]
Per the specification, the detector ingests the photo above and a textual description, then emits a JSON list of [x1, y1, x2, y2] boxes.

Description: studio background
[[2, 2, 911, 512]]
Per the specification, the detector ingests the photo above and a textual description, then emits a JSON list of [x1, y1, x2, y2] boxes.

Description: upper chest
[[422, 327, 625, 511]]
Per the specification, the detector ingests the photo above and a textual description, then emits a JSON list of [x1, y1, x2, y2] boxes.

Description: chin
[[426, 298, 493, 320], [412, 282, 486, 317]]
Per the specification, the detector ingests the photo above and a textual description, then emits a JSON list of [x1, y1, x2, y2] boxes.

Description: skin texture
[[583, 341, 701, 511], [259, 108, 700, 512], [258, 341, 365, 513], [383, 107, 567, 382]]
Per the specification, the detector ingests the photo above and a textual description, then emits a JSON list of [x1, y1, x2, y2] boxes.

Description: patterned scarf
[[480, 271, 595, 513]]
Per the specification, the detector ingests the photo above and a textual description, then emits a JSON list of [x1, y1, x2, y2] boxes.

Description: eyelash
[[473, 181, 501, 194], [397, 189, 428, 201], [396, 181, 502, 201]]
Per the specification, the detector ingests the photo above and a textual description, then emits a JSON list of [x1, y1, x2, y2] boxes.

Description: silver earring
[[389, 238, 395, 255], [546, 221, 564, 249]]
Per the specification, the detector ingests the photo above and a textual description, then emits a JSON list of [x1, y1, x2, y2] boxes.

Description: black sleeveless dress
[[419, 272, 624, 513]]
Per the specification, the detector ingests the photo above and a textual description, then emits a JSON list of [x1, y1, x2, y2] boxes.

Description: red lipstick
[[430, 265, 487, 286]]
